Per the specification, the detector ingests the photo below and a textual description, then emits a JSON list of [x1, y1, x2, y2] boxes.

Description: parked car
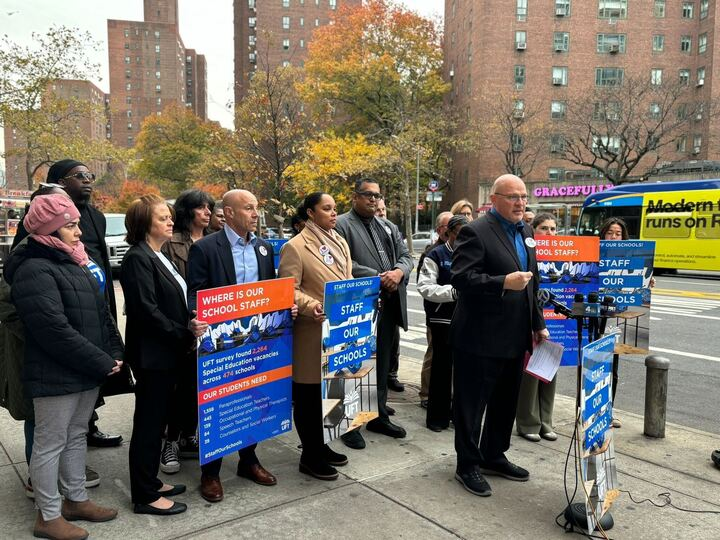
[[411, 231, 433, 253], [105, 213, 129, 274]]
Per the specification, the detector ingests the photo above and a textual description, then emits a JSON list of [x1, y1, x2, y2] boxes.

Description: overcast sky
[[1, 0, 443, 131]]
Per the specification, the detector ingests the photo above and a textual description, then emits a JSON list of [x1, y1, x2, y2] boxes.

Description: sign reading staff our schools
[[535, 235, 600, 366], [196, 278, 294, 465], [321, 276, 381, 442]]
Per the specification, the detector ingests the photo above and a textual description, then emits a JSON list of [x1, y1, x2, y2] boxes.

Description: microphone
[[571, 293, 585, 317], [599, 296, 615, 335], [537, 290, 572, 318]]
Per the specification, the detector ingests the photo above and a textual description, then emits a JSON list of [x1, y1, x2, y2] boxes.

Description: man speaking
[[450, 174, 548, 497]]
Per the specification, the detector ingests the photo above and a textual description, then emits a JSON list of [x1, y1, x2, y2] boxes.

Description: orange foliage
[[101, 180, 161, 212], [191, 181, 226, 201]]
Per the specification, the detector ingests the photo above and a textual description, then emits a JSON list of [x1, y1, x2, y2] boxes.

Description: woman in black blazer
[[120, 195, 207, 515]]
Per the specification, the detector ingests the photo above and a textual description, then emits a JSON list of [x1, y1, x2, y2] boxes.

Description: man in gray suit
[[335, 179, 413, 446]]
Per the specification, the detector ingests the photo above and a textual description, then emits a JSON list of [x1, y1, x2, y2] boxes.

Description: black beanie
[[46, 159, 86, 183]]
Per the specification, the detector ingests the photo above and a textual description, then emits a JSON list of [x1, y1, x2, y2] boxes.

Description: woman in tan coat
[[278, 192, 352, 481]]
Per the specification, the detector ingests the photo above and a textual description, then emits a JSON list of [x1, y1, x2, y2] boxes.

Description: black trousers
[[426, 324, 452, 428], [129, 368, 176, 504], [292, 382, 325, 464], [388, 326, 400, 379], [167, 351, 197, 441], [612, 353, 620, 402], [376, 295, 402, 421], [453, 348, 524, 472]]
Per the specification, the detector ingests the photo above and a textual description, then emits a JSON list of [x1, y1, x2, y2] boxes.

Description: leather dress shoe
[[540, 431, 558, 441], [200, 475, 224, 503], [340, 429, 366, 449], [386, 405, 396, 416], [426, 423, 445, 433], [519, 433, 541, 442], [237, 463, 277, 486], [299, 461, 338, 481], [86, 430, 123, 448], [158, 484, 186, 497], [366, 418, 406, 438], [387, 378, 405, 392], [133, 501, 187, 515]]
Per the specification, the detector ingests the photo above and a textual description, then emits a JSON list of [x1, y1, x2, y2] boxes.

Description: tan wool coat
[[278, 227, 353, 384]]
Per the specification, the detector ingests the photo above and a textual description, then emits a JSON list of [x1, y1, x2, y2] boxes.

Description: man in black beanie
[[13, 159, 123, 451]]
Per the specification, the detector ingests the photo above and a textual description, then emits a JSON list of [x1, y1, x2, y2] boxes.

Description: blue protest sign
[[325, 320, 372, 349], [328, 343, 372, 371], [581, 333, 616, 453], [266, 238, 288, 272]]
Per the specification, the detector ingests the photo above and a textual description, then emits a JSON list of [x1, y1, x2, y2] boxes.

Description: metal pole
[[415, 147, 420, 234], [643, 355, 670, 438]]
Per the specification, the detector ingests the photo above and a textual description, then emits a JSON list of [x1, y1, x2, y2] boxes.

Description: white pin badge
[[319, 245, 330, 256], [324, 253, 334, 265], [259, 246, 268, 256], [524, 237, 537, 248]]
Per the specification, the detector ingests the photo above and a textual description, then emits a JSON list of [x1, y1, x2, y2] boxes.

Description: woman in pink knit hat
[[3, 194, 124, 540]]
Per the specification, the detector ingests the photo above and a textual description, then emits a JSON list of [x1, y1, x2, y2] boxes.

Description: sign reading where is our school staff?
[[579, 333, 619, 533], [535, 235, 600, 366], [196, 278, 294, 465], [321, 277, 381, 442]]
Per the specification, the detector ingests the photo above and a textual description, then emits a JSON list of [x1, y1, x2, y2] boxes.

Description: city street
[[400, 268, 720, 435]]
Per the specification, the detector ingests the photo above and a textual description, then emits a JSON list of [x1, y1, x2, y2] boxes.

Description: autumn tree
[[95, 179, 161, 213], [304, 0, 453, 251], [132, 103, 220, 193], [0, 27, 126, 189], [560, 74, 714, 184]]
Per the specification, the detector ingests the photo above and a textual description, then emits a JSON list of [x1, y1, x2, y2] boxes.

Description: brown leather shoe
[[33, 512, 88, 540], [237, 463, 277, 486], [61, 499, 118, 522], [200, 475, 224, 503]]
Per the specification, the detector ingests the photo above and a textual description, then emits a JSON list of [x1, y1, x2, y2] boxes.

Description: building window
[[155, 71, 161, 79], [682, 2, 694, 18], [249, 35, 256, 46], [514, 65, 526, 89], [126, 110, 132, 118], [697, 66, 705, 84], [698, 33, 707, 54], [329, 0, 337, 8], [556, 0, 571, 16], [593, 135, 620, 154], [553, 32, 569, 52], [137, 56, 142, 64], [282, 60, 291, 67], [315, 18, 320, 26], [124, 29, 130, 37], [155, 44, 160, 53], [249, 17, 256, 28], [126, 96, 132, 104], [126, 83, 132, 91], [681, 36, 692, 53], [249, 52, 256, 64], [549, 134, 565, 153], [676, 136, 686, 153], [651, 68, 663, 85], [155, 84, 162, 92], [124, 56, 131, 64], [515, 31, 527, 48], [596, 67, 624, 86], [551, 100, 567, 119], [154, 30, 160, 39], [654, 0, 665, 17], [700, 0, 709, 18], [652, 35, 664, 52], [548, 167, 564, 181], [693, 135, 702, 153], [124, 43, 130, 49], [127, 136, 134, 144], [300, 17, 304, 26], [513, 99, 525, 116], [283, 0, 290, 6], [593, 101, 621, 120], [282, 16, 290, 29], [552, 66, 568, 86], [596, 34, 626, 53], [125, 69, 131, 78], [679, 69, 690, 85], [283, 39, 290, 50], [248, 0, 255, 7], [300, 39, 305, 48], [516, 0, 527, 20], [157, 97, 162, 105], [127, 122, 133, 130], [649, 103, 661, 119], [598, 0, 627, 19]]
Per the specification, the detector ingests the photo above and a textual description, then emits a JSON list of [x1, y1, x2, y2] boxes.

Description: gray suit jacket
[[335, 210, 413, 330]]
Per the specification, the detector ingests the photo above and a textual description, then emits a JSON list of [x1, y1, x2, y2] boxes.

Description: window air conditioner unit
[[693, 146, 701, 154], [555, 45, 566, 52], [550, 144, 560, 153], [449, 69, 454, 78], [516, 42, 527, 50], [512, 143, 524, 152], [607, 112, 619, 121], [556, 7, 567, 16], [552, 77, 563, 85], [697, 78, 704, 86], [696, 113, 703, 121], [608, 44, 619, 53], [513, 109, 525, 119]]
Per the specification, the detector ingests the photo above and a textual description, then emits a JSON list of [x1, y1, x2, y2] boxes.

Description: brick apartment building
[[107, 0, 207, 148], [234, 0, 361, 103], [444, 0, 720, 217], [3, 80, 109, 190]]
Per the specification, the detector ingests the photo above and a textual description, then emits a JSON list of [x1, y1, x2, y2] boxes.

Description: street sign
[[425, 192, 443, 202], [428, 179, 439, 192]]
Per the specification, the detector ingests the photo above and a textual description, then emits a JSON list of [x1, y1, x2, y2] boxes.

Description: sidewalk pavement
[[1, 354, 719, 539]]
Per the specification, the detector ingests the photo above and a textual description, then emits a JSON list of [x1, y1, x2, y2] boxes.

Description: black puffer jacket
[[3, 240, 123, 399]]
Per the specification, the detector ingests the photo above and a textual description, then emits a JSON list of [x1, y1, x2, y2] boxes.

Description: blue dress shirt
[[490, 208, 528, 272], [224, 225, 259, 284]]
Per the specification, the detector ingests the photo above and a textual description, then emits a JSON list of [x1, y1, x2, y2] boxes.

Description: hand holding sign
[[312, 302, 325, 323], [504, 271, 533, 291], [189, 310, 209, 337]]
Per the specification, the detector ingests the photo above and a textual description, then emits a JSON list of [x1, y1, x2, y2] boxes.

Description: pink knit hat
[[24, 194, 81, 236]]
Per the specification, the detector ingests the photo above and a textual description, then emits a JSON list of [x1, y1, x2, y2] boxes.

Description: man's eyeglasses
[[356, 190, 382, 200], [494, 193, 528, 202], [63, 171, 96, 183]]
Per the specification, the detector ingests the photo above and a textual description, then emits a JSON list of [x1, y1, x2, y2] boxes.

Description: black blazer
[[120, 242, 193, 371], [449, 212, 545, 359], [186, 229, 275, 313]]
